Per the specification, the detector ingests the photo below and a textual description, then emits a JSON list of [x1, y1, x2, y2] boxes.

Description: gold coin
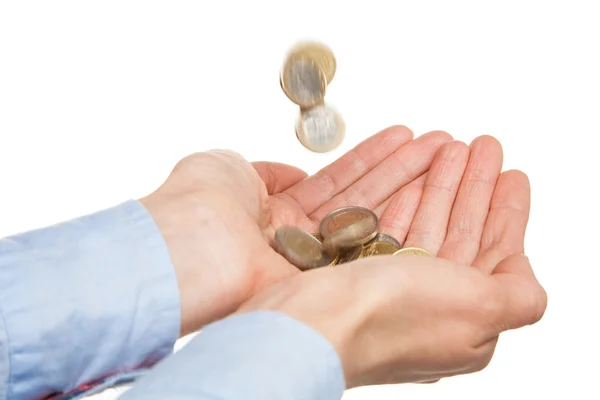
[[327, 251, 340, 266], [362, 241, 400, 257], [280, 55, 327, 108], [319, 206, 378, 240], [295, 104, 345, 153], [289, 42, 336, 84], [336, 245, 363, 265], [393, 247, 434, 257], [274, 226, 333, 271]]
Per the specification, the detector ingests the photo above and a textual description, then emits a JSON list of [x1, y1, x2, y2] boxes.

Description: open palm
[[253, 125, 529, 276], [160, 125, 530, 335], [244, 125, 537, 385]]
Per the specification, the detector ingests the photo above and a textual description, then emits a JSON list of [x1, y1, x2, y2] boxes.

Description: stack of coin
[[280, 42, 345, 153], [273, 206, 434, 271]]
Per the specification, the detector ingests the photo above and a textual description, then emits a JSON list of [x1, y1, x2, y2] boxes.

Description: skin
[[139, 125, 547, 387]]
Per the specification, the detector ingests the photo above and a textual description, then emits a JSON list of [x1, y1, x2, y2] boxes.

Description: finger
[[310, 131, 453, 220], [472, 170, 531, 273], [374, 173, 427, 216], [252, 162, 308, 194], [492, 254, 547, 331], [403, 141, 470, 254], [284, 125, 414, 214], [377, 174, 427, 245], [437, 136, 503, 264]]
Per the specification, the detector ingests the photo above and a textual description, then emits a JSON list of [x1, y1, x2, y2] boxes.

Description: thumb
[[252, 162, 308, 194], [492, 254, 548, 331], [493, 252, 537, 279]]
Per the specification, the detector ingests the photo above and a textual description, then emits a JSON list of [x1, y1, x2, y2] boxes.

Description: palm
[[253, 125, 530, 276]]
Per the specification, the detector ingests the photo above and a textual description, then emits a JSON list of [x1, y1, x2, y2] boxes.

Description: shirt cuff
[[120, 311, 346, 400], [0, 200, 180, 400]]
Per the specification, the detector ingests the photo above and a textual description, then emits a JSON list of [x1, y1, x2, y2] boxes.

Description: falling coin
[[320, 206, 378, 239], [295, 104, 345, 153], [289, 41, 337, 84], [393, 247, 434, 257], [274, 226, 335, 271], [280, 55, 327, 108]]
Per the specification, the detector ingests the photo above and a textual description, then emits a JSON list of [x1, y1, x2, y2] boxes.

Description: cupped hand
[[139, 126, 451, 336], [238, 134, 548, 386]]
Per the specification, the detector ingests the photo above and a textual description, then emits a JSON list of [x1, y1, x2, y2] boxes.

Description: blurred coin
[[322, 218, 378, 256], [367, 233, 401, 248], [280, 56, 327, 108], [296, 104, 345, 153], [289, 41, 336, 84], [320, 206, 378, 239], [311, 232, 341, 266], [393, 247, 433, 257], [274, 226, 334, 271]]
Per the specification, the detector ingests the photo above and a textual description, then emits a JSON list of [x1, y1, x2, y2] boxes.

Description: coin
[[289, 42, 337, 84], [280, 55, 327, 108], [367, 233, 402, 249], [314, 230, 363, 265], [322, 218, 379, 256], [320, 206, 378, 239], [361, 240, 400, 257], [337, 245, 363, 264], [393, 247, 434, 257], [295, 105, 345, 153], [274, 226, 334, 271]]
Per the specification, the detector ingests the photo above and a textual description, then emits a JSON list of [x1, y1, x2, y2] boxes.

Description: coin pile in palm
[[272, 206, 434, 271], [280, 42, 345, 153]]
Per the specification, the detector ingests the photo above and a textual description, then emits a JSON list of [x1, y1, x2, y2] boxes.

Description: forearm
[[0, 200, 180, 400], [119, 311, 345, 400]]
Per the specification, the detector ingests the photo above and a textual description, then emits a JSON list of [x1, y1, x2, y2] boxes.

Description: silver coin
[[367, 233, 402, 248], [281, 56, 327, 107], [296, 105, 345, 153]]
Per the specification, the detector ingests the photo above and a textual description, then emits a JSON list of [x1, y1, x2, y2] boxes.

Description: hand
[[238, 136, 547, 386], [139, 126, 452, 336]]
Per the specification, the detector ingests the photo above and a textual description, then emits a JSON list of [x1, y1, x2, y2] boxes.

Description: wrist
[[139, 189, 255, 337], [237, 265, 372, 386]]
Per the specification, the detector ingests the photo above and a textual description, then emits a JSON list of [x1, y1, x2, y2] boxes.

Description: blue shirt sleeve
[[0, 200, 181, 400], [119, 311, 346, 400]]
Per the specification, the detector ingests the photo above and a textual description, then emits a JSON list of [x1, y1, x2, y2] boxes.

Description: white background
[[1, 1, 599, 399]]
